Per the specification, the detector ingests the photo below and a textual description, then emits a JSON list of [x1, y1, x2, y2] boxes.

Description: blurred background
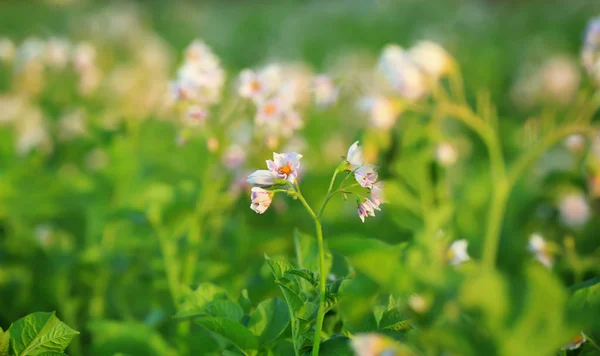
[[0, 0, 599, 355]]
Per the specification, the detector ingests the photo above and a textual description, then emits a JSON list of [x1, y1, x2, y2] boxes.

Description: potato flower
[[355, 165, 378, 188], [250, 187, 273, 214], [357, 198, 380, 223], [561, 332, 586, 351], [267, 152, 303, 184]]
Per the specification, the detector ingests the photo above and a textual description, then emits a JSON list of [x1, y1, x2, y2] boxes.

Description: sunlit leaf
[[8, 311, 79, 356]]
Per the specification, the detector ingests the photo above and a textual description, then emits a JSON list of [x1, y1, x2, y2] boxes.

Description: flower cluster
[[171, 40, 225, 126], [345, 141, 384, 222]]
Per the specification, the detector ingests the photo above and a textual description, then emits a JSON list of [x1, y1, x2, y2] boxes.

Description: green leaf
[[175, 283, 228, 319], [196, 317, 259, 353], [316, 336, 352, 356], [266, 257, 295, 280], [285, 269, 318, 287], [8, 312, 79, 356], [88, 320, 176, 356], [248, 298, 290, 345], [205, 300, 244, 322], [275, 281, 305, 314], [294, 229, 320, 272], [378, 308, 411, 332], [0, 327, 9, 356]]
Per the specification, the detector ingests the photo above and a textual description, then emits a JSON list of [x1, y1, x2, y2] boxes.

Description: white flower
[[250, 187, 273, 214], [540, 56, 580, 105], [370, 182, 384, 208], [357, 198, 380, 223], [355, 165, 378, 188], [409, 40, 451, 79], [448, 239, 470, 265], [359, 96, 399, 130], [16, 37, 45, 67], [561, 332, 586, 351], [238, 66, 280, 102], [58, 109, 87, 141], [73, 42, 96, 72], [266, 152, 303, 184], [436, 142, 458, 167], [559, 193, 590, 228], [408, 294, 429, 313], [312, 74, 338, 107], [247, 170, 278, 187], [346, 141, 364, 169], [255, 99, 283, 126], [378, 44, 427, 100], [280, 110, 303, 138], [528, 233, 553, 268]]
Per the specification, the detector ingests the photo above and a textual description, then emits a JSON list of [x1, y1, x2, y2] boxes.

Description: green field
[[0, 0, 599, 355]]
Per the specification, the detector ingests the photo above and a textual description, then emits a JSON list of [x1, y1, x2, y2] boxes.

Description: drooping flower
[[247, 170, 278, 187], [527, 233, 553, 268], [559, 193, 590, 228], [346, 141, 364, 169], [561, 332, 586, 351], [250, 187, 273, 214], [370, 182, 384, 208], [448, 239, 470, 265], [357, 198, 380, 223], [267, 152, 303, 184], [355, 164, 378, 188]]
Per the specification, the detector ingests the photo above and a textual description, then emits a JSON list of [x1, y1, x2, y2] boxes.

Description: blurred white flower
[[351, 333, 395, 356], [312, 74, 338, 107], [58, 109, 87, 141], [222, 144, 247, 170], [15, 108, 52, 156], [183, 104, 209, 127], [563, 134, 586, 154], [73, 42, 96, 72], [16, 37, 45, 68], [238, 65, 281, 102], [527, 233, 553, 268], [359, 96, 399, 130], [250, 187, 273, 214], [378, 44, 427, 100], [45, 37, 71, 69], [408, 294, 429, 313], [0, 38, 15, 62], [448, 239, 470, 265], [409, 40, 451, 79], [436, 142, 458, 167], [561, 332, 586, 351], [255, 99, 284, 126], [539, 56, 580, 105], [559, 193, 590, 228], [280, 110, 303, 138]]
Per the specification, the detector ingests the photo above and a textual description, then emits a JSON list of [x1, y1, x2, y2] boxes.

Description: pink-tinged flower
[[222, 144, 247, 170], [255, 99, 283, 126], [561, 332, 586, 351], [346, 141, 364, 169], [370, 182, 384, 208], [267, 152, 302, 183], [357, 198, 380, 223], [355, 164, 378, 188], [448, 239, 470, 265], [359, 96, 399, 130], [250, 187, 273, 214], [184, 105, 209, 126], [247, 170, 278, 187], [559, 193, 590, 228], [280, 110, 304, 138]]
